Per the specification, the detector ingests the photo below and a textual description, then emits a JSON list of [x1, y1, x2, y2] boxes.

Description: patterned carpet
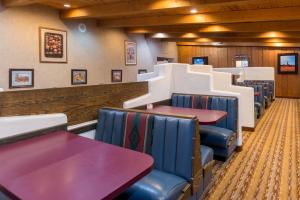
[[203, 98, 300, 200]]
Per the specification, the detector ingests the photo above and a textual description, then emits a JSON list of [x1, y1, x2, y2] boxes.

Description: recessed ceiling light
[[190, 8, 198, 14], [64, 4, 71, 8]]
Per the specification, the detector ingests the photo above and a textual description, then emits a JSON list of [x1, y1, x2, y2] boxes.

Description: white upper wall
[[243, 67, 275, 81], [0, 114, 67, 140], [214, 67, 275, 81]]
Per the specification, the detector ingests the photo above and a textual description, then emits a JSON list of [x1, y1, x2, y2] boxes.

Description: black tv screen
[[192, 57, 208, 65]]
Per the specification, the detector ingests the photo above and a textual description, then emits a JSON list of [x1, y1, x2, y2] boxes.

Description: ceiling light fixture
[[190, 8, 198, 14], [64, 4, 71, 8]]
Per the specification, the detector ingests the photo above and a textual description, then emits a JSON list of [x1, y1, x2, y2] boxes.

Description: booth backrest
[[236, 83, 264, 106], [244, 80, 274, 99], [95, 108, 199, 182], [171, 94, 238, 133]]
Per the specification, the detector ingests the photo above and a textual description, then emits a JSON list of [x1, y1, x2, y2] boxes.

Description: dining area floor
[[204, 98, 300, 200]]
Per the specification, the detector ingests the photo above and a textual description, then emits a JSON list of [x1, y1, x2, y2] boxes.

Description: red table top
[[0, 131, 153, 200], [254, 92, 260, 96], [146, 105, 227, 125]]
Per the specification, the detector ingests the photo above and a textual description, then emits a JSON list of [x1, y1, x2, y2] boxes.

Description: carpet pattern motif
[[204, 99, 300, 200]]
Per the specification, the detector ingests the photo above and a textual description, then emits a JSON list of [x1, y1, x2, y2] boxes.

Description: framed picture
[[235, 55, 249, 67], [138, 69, 148, 74], [9, 69, 34, 89], [39, 27, 67, 63], [71, 69, 87, 85], [278, 53, 298, 74], [111, 70, 122, 83], [125, 41, 137, 65], [192, 57, 208, 65]]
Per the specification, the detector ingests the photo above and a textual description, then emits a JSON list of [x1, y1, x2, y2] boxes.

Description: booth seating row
[[236, 80, 274, 120], [95, 108, 214, 200], [242, 80, 275, 107], [171, 94, 238, 161], [236, 83, 265, 119]]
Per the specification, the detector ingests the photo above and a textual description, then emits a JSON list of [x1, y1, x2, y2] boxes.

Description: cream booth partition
[[0, 114, 67, 140], [214, 67, 275, 98], [123, 63, 250, 146]]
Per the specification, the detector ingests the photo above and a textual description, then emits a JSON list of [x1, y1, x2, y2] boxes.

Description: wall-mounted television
[[192, 57, 208, 65]]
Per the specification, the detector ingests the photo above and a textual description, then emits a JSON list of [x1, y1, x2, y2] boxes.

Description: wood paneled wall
[[178, 45, 300, 98], [0, 82, 148, 125]]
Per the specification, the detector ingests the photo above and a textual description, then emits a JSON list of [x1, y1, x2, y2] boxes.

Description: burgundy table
[[254, 92, 260, 96], [146, 105, 227, 125], [0, 131, 153, 200]]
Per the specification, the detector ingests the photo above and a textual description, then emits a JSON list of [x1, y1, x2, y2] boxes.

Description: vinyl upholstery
[[172, 94, 238, 160], [95, 108, 198, 200]]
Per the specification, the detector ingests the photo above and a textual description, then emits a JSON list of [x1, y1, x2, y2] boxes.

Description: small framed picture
[[111, 70, 122, 83], [138, 69, 147, 74], [125, 41, 137, 65], [39, 27, 67, 63], [71, 69, 87, 85], [9, 69, 34, 89], [278, 53, 298, 74]]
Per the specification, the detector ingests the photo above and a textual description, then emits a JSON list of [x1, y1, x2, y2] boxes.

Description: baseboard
[[242, 127, 255, 132], [236, 146, 243, 152]]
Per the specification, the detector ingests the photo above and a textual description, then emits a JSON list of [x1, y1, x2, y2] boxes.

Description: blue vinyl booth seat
[[171, 94, 238, 160], [236, 83, 265, 119], [95, 108, 214, 200], [244, 80, 275, 107]]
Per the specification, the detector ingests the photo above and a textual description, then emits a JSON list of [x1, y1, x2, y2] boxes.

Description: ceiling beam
[[160, 37, 300, 43], [2, 0, 38, 7], [61, 0, 192, 19], [176, 42, 300, 47], [99, 6, 300, 27], [148, 32, 300, 39], [60, 0, 248, 19], [126, 21, 300, 33]]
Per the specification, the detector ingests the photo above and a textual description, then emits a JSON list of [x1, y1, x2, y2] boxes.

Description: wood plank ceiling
[[4, 0, 300, 46]]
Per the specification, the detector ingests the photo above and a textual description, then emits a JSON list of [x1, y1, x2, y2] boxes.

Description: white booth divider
[[214, 67, 275, 97], [0, 114, 67, 140], [190, 65, 255, 130], [123, 63, 254, 146]]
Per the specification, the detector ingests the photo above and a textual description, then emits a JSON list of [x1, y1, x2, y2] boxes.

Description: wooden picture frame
[[39, 27, 68, 63], [9, 69, 34, 89], [111, 70, 122, 83], [278, 53, 298, 74], [125, 41, 137, 66], [138, 69, 148, 74], [71, 69, 87, 85]]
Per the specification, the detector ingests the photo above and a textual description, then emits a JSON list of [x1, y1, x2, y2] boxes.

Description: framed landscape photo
[[138, 69, 147, 74], [71, 69, 87, 85], [192, 57, 208, 65], [278, 53, 298, 74], [9, 69, 34, 89], [39, 27, 67, 63], [111, 70, 122, 83], [125, 41, 137, 65]]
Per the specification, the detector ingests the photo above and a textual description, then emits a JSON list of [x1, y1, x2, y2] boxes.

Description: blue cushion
[[152, 116, 194, 180], [95, 109, 125, 146], [200, 125, 235, 148], [118, 170, 188, 200], [172, 94, 238, 133], [201, 145, 214, 167], [96, 109, 195, 182]]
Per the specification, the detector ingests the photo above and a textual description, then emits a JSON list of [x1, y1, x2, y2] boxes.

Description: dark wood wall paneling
[[178, 45, 300, 98], [0, 82, 148, 125]]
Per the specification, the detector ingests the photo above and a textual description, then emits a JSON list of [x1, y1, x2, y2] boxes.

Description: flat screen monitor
[[192, 57, 208, 65]]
